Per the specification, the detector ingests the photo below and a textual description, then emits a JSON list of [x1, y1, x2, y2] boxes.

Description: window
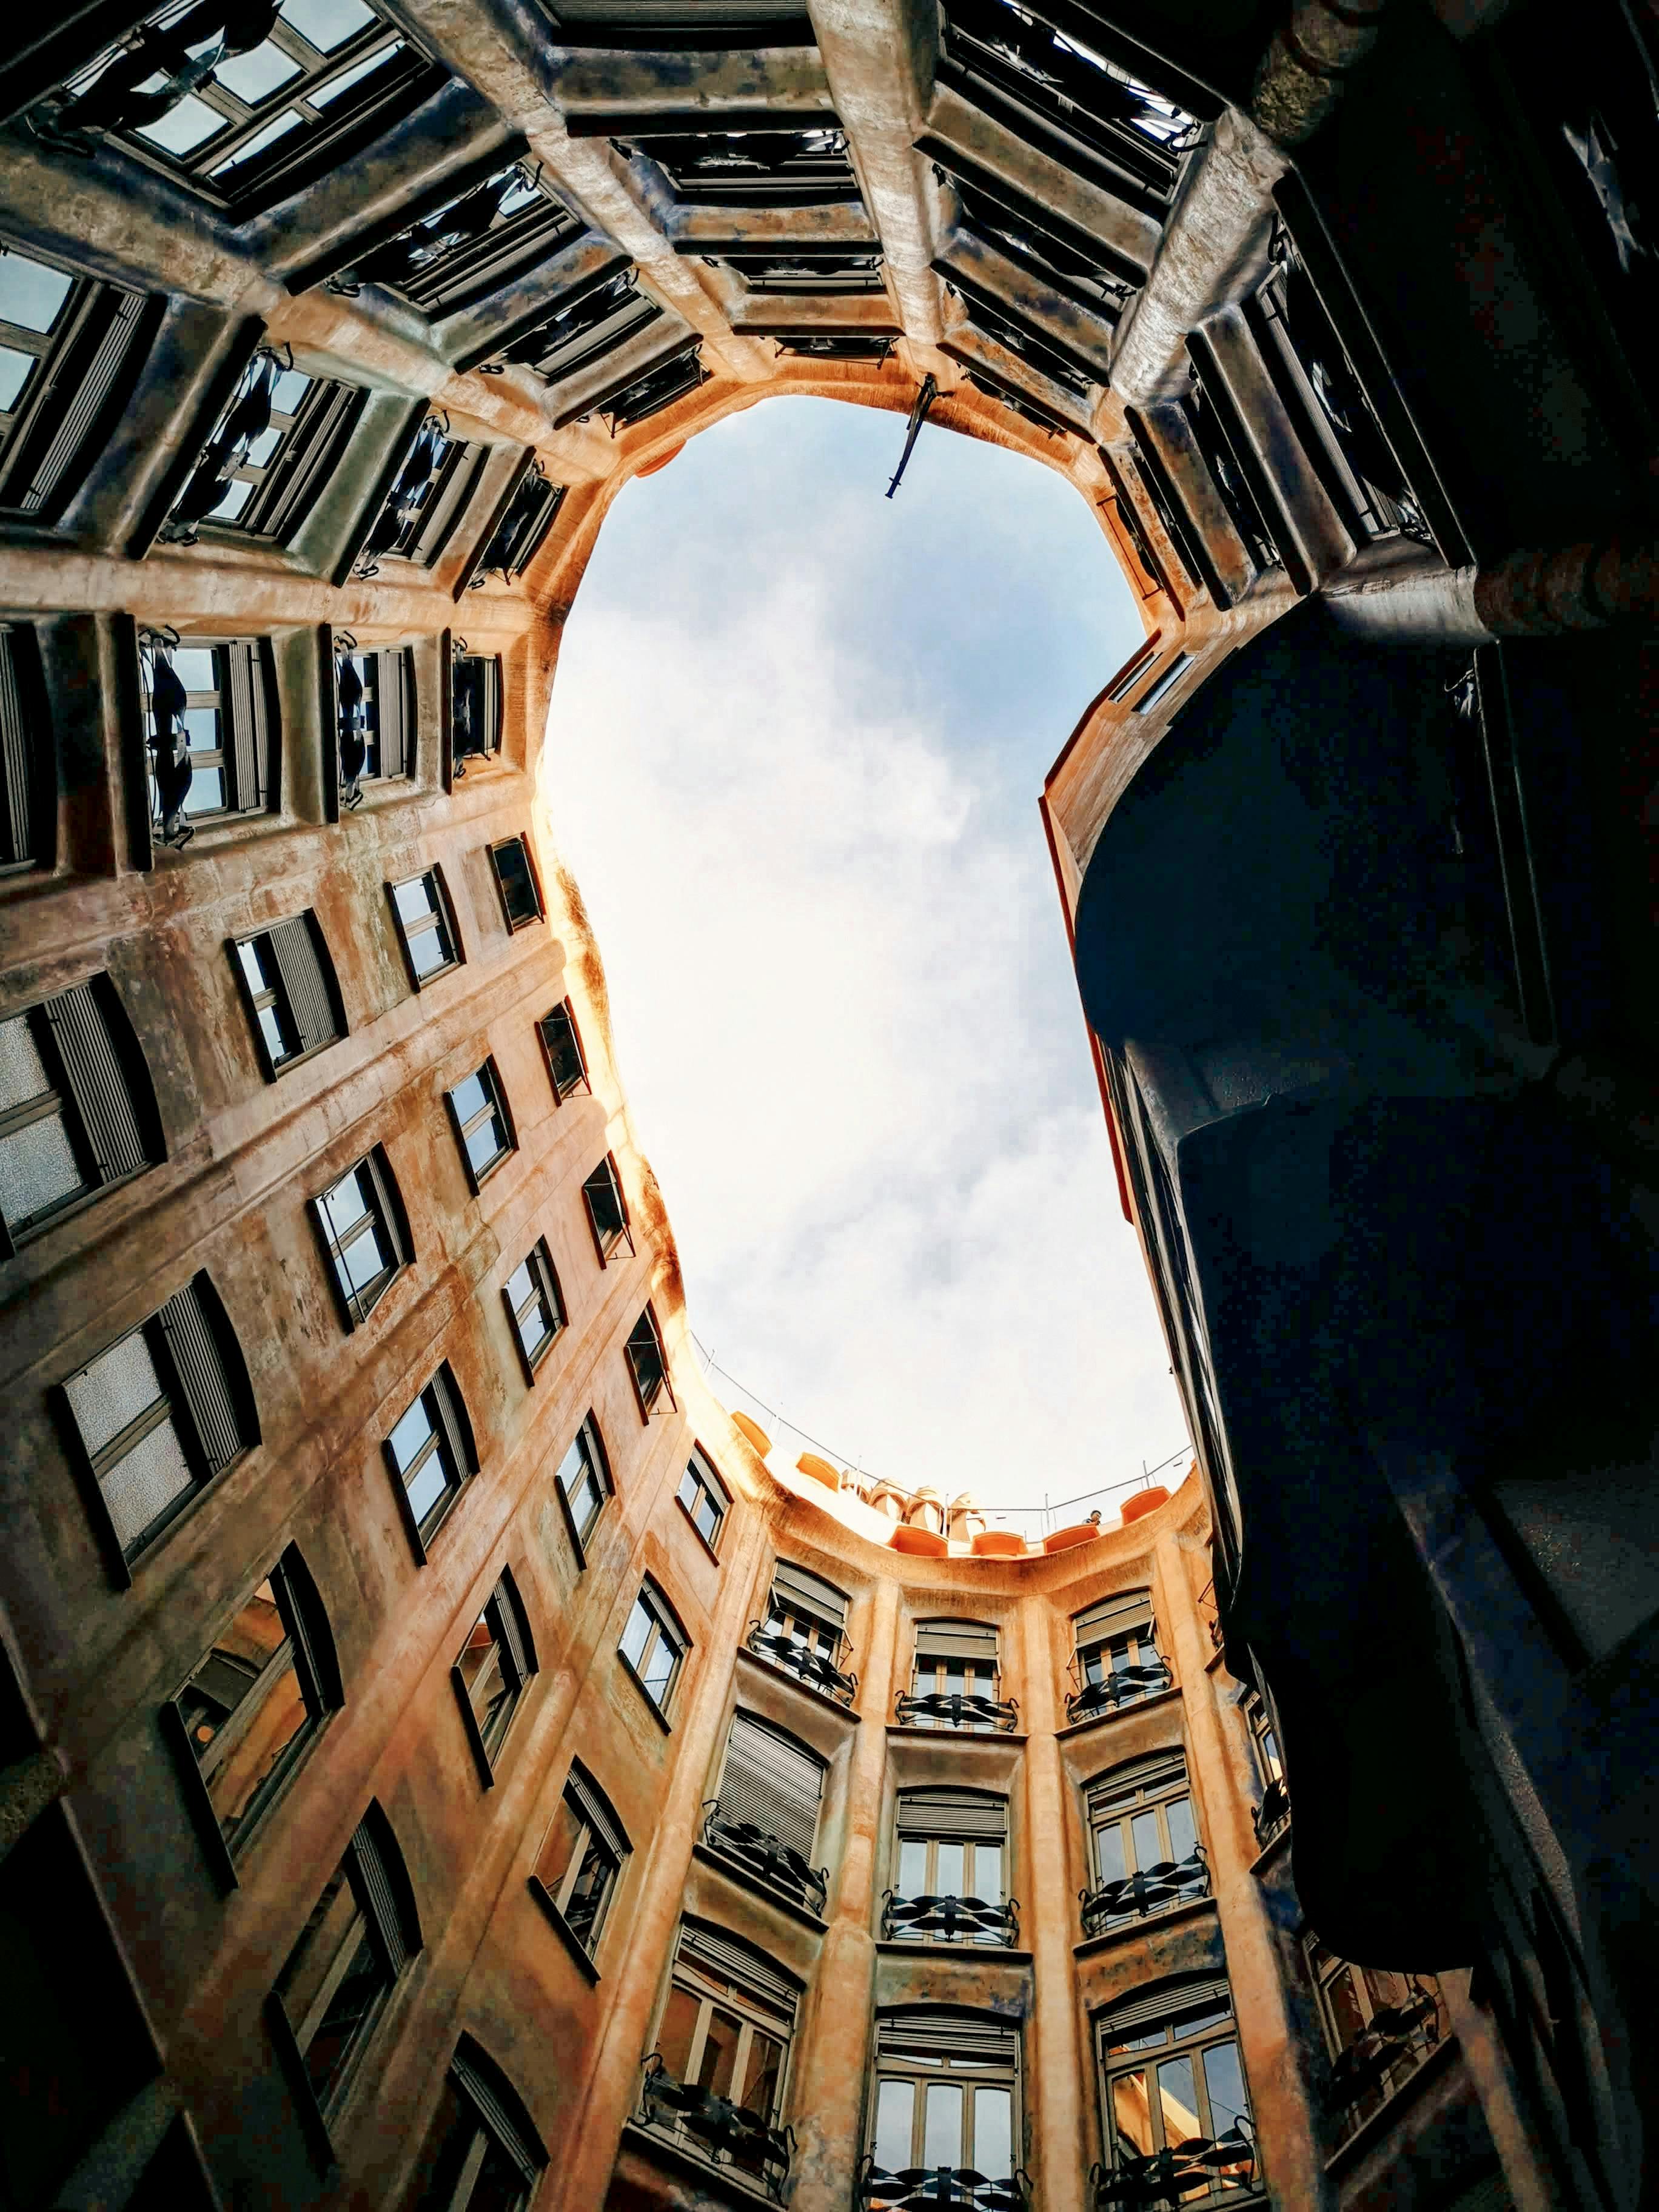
[[355, 415, 484, 575], [618, 1580, 687, 1717], [1132, 652, 1194, 717], [865, 2013, 1021, 2207], [311, 1147, 410, 1329], [750, 1559, 856, 1703], [887, 1791, 1014, 1946], [1082, 1751, 1207, 1937], [581, 1153, 631, 1262], [445, 1060, 514, 1189], [56, 1272, 254, 1575], [167, 1545, 340, 1862], [0, 240, 157, 523], [450, 649, 501, 776], [643, 1920, 797, 2197], [1246, 1692, 1288, 1847], [1096, 1977, 1258, 2204], [531, 1760, 629, 1962], [470, 464, 565, 586], [0, 976, 159, 1252], [452, 1567, 537, 1785], [899, 1620, 1013, 1732], [554, 1415, 611, 1560], [537, 999, 589, 1101], [625, 1304, 673, 1419], [1068, 1590, 1170, 1724], [1304, 1940, 1447, 2140], [232, 914, 344, 1079], [411, 2037, 548, 2212], [163, 353, 363, 545], [326, 160, 580, 320], [39, 1, 441, 216], [488, 835, 543, 930], [267, 1802, 421, 2152], [677, 1448, 729, 1553], [389, 868, 460, 987], [384, 1363, 476, 1557], [337, 642, 414, 804], [0, 620, 51, 872], [141, 634, 276, 846], [503, 1239, 565, 1378], [704, 1712, 826, 1915]]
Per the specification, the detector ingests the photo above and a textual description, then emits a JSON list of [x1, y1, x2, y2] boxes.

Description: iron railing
[[858, 2154, 1030, 2208], [700, 1801, 829, 1918], [894, 1690, 1019, 1734], [1252, 1777, 1290, 1850], [745, 1618, 858, 1706], [640, 2056, 796, 2202], [1325, 1983, 1444, 2139], [1065, 1657, 1173, 1727], [881, 1889, 1020, 1946], [1090, 2122, 1257, 2208], [1079, 1845, 1209, 1939]]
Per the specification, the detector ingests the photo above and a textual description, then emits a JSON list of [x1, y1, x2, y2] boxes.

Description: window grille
[[887, 1789, 1016, 1948], [1081, 1751, 1207, 1937], [642, 1919, 799, 2199], [1068, 1589, 1171, 1723], [1093, 1977, 1258, 2209], [468, 464, 566, 589], [57, 1270, 255, 1574], [312, 1147, 409, 1329], [267, 1800, 421, 2154], [446, 1060, 515, 1190], [414, 2037, 548, 2212], [450, 647, 501, 776], [452, 1566, 537, 1784], [554, 1415, 611, 1560], [0, 238, 158, 523], [163, 350, 364, 545], [625, 1304, 673, 1419], [619, 1580, 688, 1714], [489, 836, 543, 930], [503, 1239, 565, 1378], [0, 976, 159, 1253], [354, 413, 486, 576], [537, 999, 589, 1101], [167, 1544, 340, 1863], [863, 2011, 1024, 2210], [141, 632, 276, 846], [384, 1362, 475, 1557], [0, 621, 51, 873], [532, 1758, 629, 1959], [389, 868, 460, 987], [677, 1447, 729, 1551], [337, 640, 414, 806], [232, 913, 344, 1079], [581, 1153, 632, 1262]]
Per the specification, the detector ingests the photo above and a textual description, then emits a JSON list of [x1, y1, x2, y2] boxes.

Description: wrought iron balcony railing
[[1065, 1658, 1173, 1726], [858, 2153, 1030, 2209], [1252, 1777, 1290, 1849], [1090, 2122, 1257, 2208], [745, 1618, 858, 1706], [640, 2056, 796, 2202], [701, 1801, 829, 1918], [881, 1889, 1021, 1946], [894, 1690, 1020, 1733], [1079, 1846, 1209, 1939], [1324, 1983, 1444, 2140]]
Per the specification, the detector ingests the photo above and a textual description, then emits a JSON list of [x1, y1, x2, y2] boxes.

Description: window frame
[[529, 1758, 630, 1972], [141, 632, 277, 841], [537, 997, 589, 1102], [625, 1302, 674, 1421], [166, 358, 367, 548], [449, 648, 503, 779], [554, 1414, 612, 1565], [451, 1565, 537, 1788], [889, 1790, 1012, 1947], [1095, 1976, 1259, 2207], [0, 976, 160, 1256], [310, 1144, 411, 1330], [444, 1057, 516, 1193], [488, 834, 544, 931], [502, 1237, 565, 1382], [1068, 1589, 1170, 1724], [618, 1578, 689, 1722], [1303, 1937, 1448, 2138], [388, 866, 461, 990], [337, 642, 415, 805], [581, 1151, 632, 1263], [383, 1363, 477, 1562], [357, 417, 487, 575], [1082, 1751, 1207, 1936], [229, 913, 345, 1082], [865, 2010, 1023, 2200], [903, 1618, 1008, 1732], [676, 1446, 730, 1557], [413, 2036, 548, 2212], [643, 1921, 800, 2190]]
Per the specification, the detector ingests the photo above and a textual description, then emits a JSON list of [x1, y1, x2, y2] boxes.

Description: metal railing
[[745, 1618, 858, 1707], [894, 1690, 1020, 1734], [1252, 1777, 1290, 1850], [1325, 1983, 1445, 2140], [1090, 2121, 1257, 2208], [1065, 1657, 1173, 1727], [858, 2154, 1030, 2209], [700, 1801, 829, 1918], [640, 2056, 795, 2201], [881, 1889, 1020, 1946], [1079, 1845, 1209, 1939]]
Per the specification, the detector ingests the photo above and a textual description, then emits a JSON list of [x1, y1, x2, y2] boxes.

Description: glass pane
[[563, 1840, 615, 1944], [1155, 2055, 1199, 2148], [0, 1016, 49, 1110], [257, 1004, 287, 1062], [1131, 1810, 1162, 1871], [270, 367, 312, 414], [1326, 1965, 1368, 2051], [535, 1794, 583, 1898], [1170, 1997, 1233, 2042], [1095, 1823, 1127, 1886], [449, 1072, 487, 1122], [404, 1444, 451, 1529], [181, 705, 221, 751], [387, 1396, 434, 1471], [0, 1111, 84, 1225], [243, 424, 283, 468], [620, 1600, 652, 1670], [323, 1163, 372, 1237], [1111, 2070, 1153, 2157], [697, 2007, 742, 2100], [465, 1114, 503, 1172], [898, 1839, 928, 1896], [0, 347, 35, 412], [936, 1840, 965, 1897], [173, 648, 218, 692], [974, 1843, 1002, 1905], [98, 1415, 194, 1549], [214, 39, 302, 101], [641, 1630, 677, 1702], [923, 2081, 964, 2168], [742, 2029, 784, 2122], [64, 1328, 165, 1453], [409, 924, 449, 977], [459, 1614, 512, 1744], [136, 92, 223, 153], [506, 1259, 535, 1312], [184, 766, 227, 815], [694, 1492, 720, 1541], [210, 475, 255, 519], [572, 1469, 603, 1544], [873, 2080, 914, 2173], [1202, 2040, 1250, 2140], [238, 939, 268, 991], [338, 1224, 388, 1295], [557, 1432, 591, 1501], [301, 1917, 389, 2106], [0, 253, 73, 334], [1166, 1796, 1198, 1862], [312, 45, 397, 102], [210, 108, 301, 170], [460, 2130, 532, 2212], [974, 2087, 1012, 2179], [281, 0, 377, 50], [657, 1985, 701, 2084], [195, 1646, 308, 1842], [390, 876, 434, 926]]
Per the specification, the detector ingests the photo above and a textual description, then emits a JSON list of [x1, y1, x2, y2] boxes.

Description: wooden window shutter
[[377, 648, 410, 777], [916, 1620, 999, 1663], [677, 1922, 799, 2017], [1098, 1976, 1231, 2043], [349, 1810, 420, 1976], [1073, 1590, 1153, 1645], [449, 2039, 546, 2184], [223, 641, 271, 813], [363, 1148, 409, 1267], [45, 979, 148, 1181], [719, 1713, 823, 1859], [16, 290, 152, 521], [268, 916, 339, 1055], [878, 2014, 1018, 2067], [566, 1761, 629, 1862], [897, 1789, 1007, 1840], [771, 1560, 849, 1631], [493, 1570, 536, 1681], [157, 1273, 245, 1473], [0, 625, 37, 864], [431, 1364, 475, 1477]]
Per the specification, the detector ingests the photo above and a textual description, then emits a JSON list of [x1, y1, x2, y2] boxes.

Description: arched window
[[704, 1711, 827, 1917], [1081, 1751, 1207, 1938], [642, 1919, 799, 2199], [865, 2011, 1022, 2207], [898, 1620, 1015, 1734], [413, 2034, 548, 2212], [1094, 1976, 1257, 2207], [886, 1789, 1016, 1948], [1067, 1590, 1171, 1724]]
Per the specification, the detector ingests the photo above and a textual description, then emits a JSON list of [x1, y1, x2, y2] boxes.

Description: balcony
[[1252, 1777, 1290, 1851], [1079, 1845, 1209, 1939], [894, 1690, 1019, 1734], [1090, 2123, 1258, 2208], [1065, 1658, 1173, 1727], [700, 1801, 828, 1918], [1325, 1982, 1446, 2142], [859, 2154, 1030, 2208], [881, 1890, 1021, 1947], [745, 1618, 858, 1707], [639, 2056, 795, 2202]]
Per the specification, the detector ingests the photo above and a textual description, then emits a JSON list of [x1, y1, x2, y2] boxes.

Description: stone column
[[1021, 1596, 1089, 2212]]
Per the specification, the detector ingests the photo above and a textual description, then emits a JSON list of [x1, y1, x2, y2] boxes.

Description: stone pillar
[[1021, 1597, 1089, 2212]]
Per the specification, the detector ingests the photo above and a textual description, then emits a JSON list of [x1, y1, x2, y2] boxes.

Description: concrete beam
[[923, 88, 1161, 276], [548, 46, 834, 121]]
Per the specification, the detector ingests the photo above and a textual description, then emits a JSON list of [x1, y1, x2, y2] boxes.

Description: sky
[[542, 394, 1185, 1518]]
